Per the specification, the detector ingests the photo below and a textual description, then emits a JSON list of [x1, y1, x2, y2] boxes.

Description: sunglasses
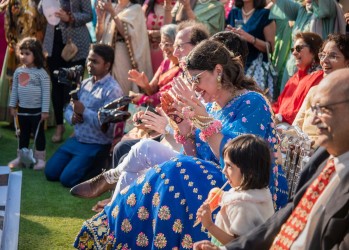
[[185, 70, 207, 86], [290, 44, 309, 53]]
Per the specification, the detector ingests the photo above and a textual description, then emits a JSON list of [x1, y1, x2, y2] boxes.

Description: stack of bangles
[[174, 130, 195, 144], [178, 106, 223, 143]]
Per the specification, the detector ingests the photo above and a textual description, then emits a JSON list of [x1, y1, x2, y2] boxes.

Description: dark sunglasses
[[290, 44, 309, 53]]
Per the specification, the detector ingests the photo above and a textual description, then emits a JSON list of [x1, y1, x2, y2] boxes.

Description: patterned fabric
[[9, 67, 50, 112], [39, 0, 93, 61], [270, 159, 336, 249], [64, 74, 123, 145], [146, 0, 176, 72], [137, 59, 180, 107], [74, 91, 288, 249], [227, 8, 273, 69], [109, 4, 153, 95]]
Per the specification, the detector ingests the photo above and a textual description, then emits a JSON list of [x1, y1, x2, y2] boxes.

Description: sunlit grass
[[0, 122, 109, 249]]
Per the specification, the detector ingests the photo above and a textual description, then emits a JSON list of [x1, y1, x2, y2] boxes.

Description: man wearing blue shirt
[[45, 44, 123, 187]]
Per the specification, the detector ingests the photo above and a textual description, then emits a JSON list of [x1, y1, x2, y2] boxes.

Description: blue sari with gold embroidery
[[74, 91, 288, 249]]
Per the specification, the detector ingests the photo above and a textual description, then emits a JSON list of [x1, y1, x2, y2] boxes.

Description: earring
[[217, 74, 222, 90]]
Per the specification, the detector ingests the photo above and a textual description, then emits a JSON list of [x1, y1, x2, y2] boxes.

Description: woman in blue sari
[[74, 40, 287, 249]]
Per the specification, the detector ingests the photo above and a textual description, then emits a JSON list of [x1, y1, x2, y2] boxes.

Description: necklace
[[242, 7, 255, 17]]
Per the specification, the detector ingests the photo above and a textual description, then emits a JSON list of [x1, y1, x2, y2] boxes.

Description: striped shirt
[[64, 74, 123, 145], [9, 66, 51, 113]]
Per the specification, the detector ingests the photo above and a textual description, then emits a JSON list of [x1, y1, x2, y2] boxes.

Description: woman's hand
[[96, 0, 113, 14], [179, 0, 191, 9], [170, 76, 209, 118], [345, 12, 349, 25], [226, 26, 255, 44], [55, 9, 70, 22], [130, 93, 142, 104], [128, 70, 150, 90], [95, 0, 106, 18], [160, 92, 184, 125], [196, 202, 214, 230]]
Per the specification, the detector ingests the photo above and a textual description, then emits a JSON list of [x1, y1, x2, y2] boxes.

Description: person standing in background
[[8, 38, 50, 170], [38, 0, 92, 143]]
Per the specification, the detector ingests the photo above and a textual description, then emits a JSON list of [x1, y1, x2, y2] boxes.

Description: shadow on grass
[[1, 123, 111, 249]]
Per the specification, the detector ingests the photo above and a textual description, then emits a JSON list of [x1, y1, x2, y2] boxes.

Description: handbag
[[246, 42, 278, 100], [61, 37, 78, 62], [14, 116, 42, 168]]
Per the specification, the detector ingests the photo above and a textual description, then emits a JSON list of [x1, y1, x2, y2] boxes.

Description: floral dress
[[74, 91, 288, 249]]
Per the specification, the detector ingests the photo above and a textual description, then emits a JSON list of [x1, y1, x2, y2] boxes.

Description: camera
[[53, 65, 84, 100], [53, 65, 84, 86]]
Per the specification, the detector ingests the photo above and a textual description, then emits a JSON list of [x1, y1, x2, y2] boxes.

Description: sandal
[[91, 198, 112, 213], [51, 125, 65, 143]]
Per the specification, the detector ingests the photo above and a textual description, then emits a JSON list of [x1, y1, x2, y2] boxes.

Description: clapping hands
[[169, 76, 209, 119]]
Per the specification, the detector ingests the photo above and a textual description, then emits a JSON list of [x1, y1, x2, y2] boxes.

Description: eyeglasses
[[290, 44, 309, 53], [185, 70, 207, 86], [310, 99, 349, 116], [174, 42, 192, 52], [318, 52, 343, 62], [159, 42, 173, 49]]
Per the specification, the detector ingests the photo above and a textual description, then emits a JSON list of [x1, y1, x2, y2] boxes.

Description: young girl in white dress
[[196, 134, 275, 246]]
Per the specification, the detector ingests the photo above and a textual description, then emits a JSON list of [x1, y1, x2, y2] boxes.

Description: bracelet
[[199, 120, 222, 142], [181, 106, 214, 130], [164, 6, 172, 11], [174, 130, 195, 144]]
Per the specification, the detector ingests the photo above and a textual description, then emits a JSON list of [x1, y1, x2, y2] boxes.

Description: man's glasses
[[185, 70, 207, 86], [159, 42, 173, 49], [311, 99, 349, 116], [290, 44, 309, 53], [318, 52, 343, 62], [174, 42, 192, 52]]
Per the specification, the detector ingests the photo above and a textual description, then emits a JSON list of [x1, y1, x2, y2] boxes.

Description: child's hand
[[196, 202, 214, 230], [41, 112, 49, 121], [10, 107, 17, 117]]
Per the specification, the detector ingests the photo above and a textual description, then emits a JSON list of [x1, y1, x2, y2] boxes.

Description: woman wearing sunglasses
[[74, 39, 288, 249], [292, 33, 349, 147], [272, 32, 323, 125]]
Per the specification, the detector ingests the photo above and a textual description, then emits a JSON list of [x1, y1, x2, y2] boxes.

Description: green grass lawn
[[0, 122, 109, 250]]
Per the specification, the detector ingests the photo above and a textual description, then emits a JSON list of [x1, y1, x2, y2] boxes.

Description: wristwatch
[[275, 114, 283, 123], [164, 124, 174, 135]]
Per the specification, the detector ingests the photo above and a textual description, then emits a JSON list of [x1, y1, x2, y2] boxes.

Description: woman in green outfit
[[270, 0, 343, 91]]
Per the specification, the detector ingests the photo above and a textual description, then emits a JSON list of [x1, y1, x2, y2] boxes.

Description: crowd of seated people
[[2, 0, 349, 248]]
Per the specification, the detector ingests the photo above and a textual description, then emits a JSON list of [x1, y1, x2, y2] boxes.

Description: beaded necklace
[[241, 7, 255, 23]]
